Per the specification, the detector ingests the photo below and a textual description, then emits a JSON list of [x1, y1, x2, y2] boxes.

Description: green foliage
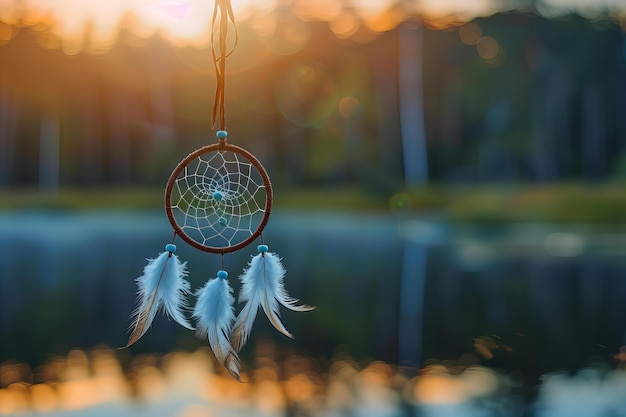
[[4, 184, 626, 224], [0, 188, 163, 210], [442, 184, 626, 224]]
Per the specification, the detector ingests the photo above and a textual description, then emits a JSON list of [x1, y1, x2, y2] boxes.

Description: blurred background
[[2, 0, 626, 415]]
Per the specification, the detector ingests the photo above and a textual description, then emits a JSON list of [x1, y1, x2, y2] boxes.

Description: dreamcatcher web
[[169, 149, 267, 249]]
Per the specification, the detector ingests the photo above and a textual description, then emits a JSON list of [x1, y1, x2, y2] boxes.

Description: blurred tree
[[38, 114, 59, 190], [0, 88, 19, 186], [0, 9, 625, 188], [399, 19, 429, 186]]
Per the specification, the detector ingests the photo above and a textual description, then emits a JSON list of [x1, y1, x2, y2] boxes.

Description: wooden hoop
[[164, 142, 273, 254]]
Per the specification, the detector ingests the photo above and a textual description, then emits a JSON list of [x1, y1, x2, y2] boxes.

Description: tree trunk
[[39, 114, 60, 190], [398, 22, 428, 186], [108, 86, 133, 183], [581, 82, 606, 179], [0, 90, 19, 186]]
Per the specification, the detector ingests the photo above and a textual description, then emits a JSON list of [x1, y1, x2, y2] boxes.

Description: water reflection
[[1, 345, 626, 416], [1, 210, 626, 413]]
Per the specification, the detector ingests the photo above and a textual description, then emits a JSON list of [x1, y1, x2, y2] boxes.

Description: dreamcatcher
[[123, 0, 313, 380]]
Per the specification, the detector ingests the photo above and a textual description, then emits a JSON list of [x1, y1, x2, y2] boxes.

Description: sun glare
[[1, 0, 618, 52], [0, 0, 509, 51]]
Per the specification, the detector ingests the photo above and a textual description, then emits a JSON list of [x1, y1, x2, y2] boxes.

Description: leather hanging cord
[[211, 0, 238, 131]]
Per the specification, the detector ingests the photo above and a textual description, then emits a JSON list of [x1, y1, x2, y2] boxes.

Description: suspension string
[[260, 233, 265, 257], [211, 0, 238, 131]]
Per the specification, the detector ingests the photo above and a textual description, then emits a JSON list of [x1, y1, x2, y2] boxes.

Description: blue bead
[[219, 217, 228, 226], [217, 270, 228, 279], [258, 244, 269, 253], [216, 130, 228, 139], [213, 191, 223, 201], [165, 244, 177, 253]]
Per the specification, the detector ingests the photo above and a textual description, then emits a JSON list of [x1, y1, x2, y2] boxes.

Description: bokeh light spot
[[365, 10, 402, 33], [329, 12, 359, 39], [338, 96, 361, 119], [476, 36, 499, 59], [458, 22, 482, 45], [250, 12, 276, 38], [293, 0, 342, 22], [544, 232, 585, 257], [275, 62, 337, 127], [455, 241, 495, 271], [265, 15, 309, 55], [390, 193, 411, 213], [296, 65, 317, 85], [460, 366, 499, 398]]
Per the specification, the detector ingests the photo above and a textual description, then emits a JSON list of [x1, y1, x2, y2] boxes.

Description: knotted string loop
[[211, 0, 238, 131]]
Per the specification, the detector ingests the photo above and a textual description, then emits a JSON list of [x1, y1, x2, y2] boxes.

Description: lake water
[[1, 210, 626, 414]]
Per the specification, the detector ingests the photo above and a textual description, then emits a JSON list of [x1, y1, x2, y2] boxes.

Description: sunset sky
[[0, 0, 623, 49]]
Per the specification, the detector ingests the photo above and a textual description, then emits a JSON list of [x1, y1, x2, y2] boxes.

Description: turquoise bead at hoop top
[[165, 244, 177, 253], [216, 130, 228, 139], [258, 244, 269, 253], [217, 270, 228, 279]]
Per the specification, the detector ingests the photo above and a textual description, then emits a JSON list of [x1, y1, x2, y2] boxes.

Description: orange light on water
[[55, 348, 129, 410], [0, 382, 30, 414], [407, 364, 501, 405], [254, 380, 287, 413], [29, 383, 59, 413], [360, 361, 394, 387], [283, 373, 317, 403], [413, 374, 470, 405], [0, 347, 513, 415], [134, 365, 168, 401]]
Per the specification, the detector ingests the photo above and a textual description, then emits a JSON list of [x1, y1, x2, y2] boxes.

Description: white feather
[[125, 251, 193, 348], [231, 252, 314, 353], [193, 276, 241, 380]]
